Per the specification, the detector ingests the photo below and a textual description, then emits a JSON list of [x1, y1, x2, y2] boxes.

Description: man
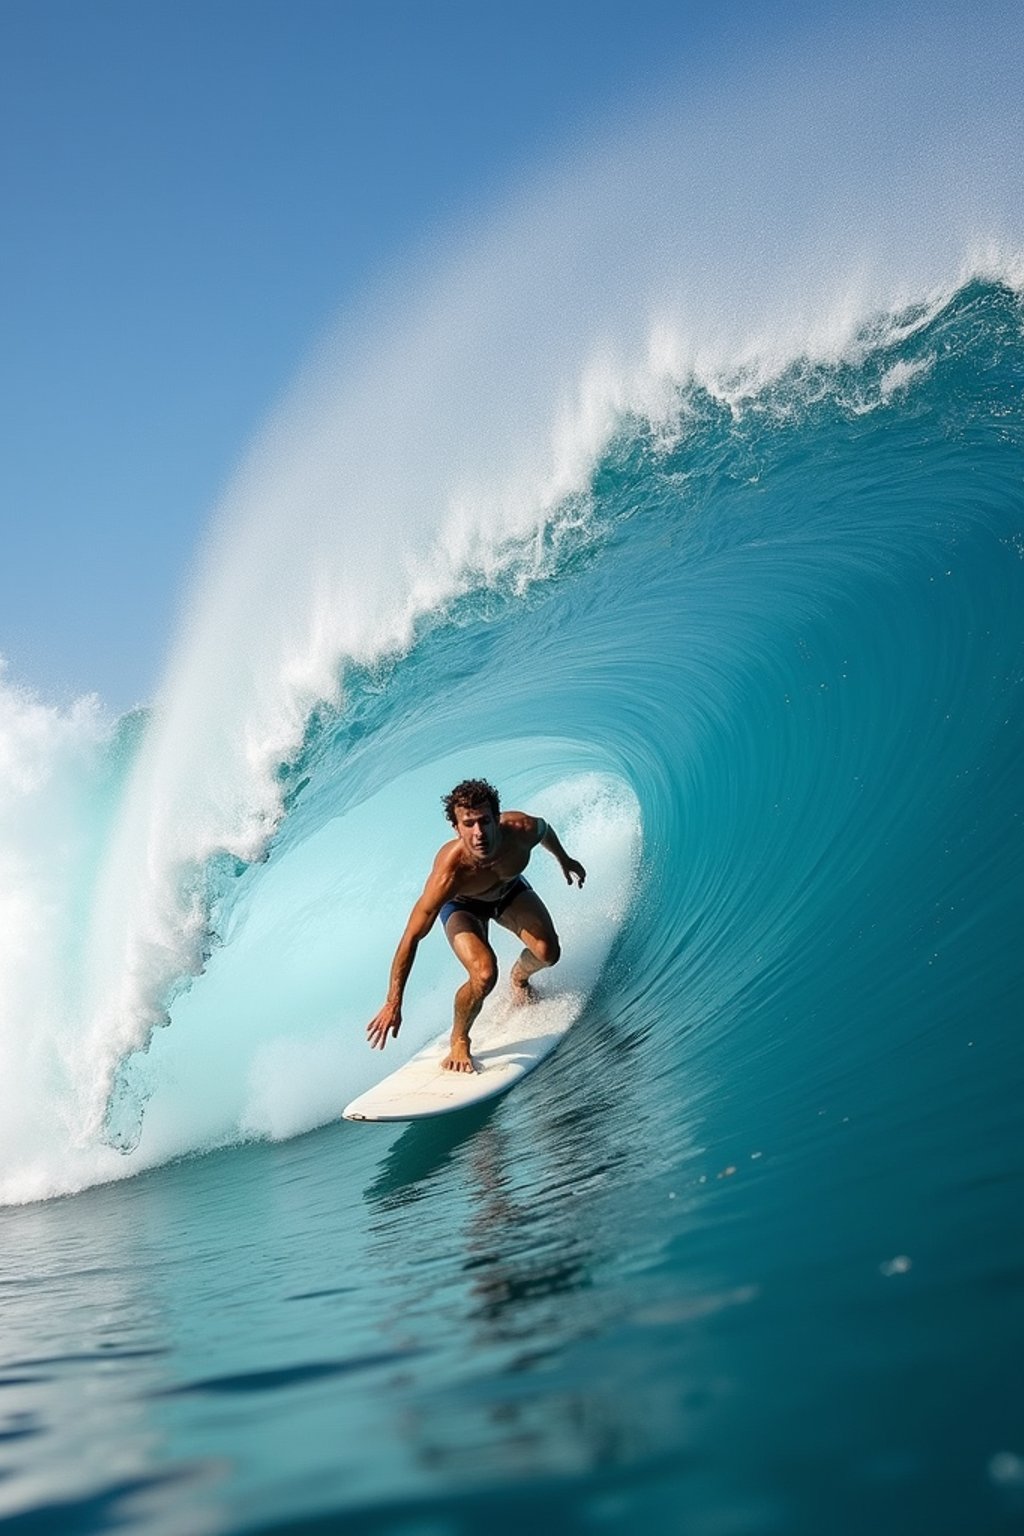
[[367, 778, 586, 1073]]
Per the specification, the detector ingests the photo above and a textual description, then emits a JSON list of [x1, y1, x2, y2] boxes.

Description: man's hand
[[367, 1000, 402, 1050], [562, 858, 586, 888]]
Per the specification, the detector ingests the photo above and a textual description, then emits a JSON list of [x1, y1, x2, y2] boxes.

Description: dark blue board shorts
[[440, 877, 531, 932]]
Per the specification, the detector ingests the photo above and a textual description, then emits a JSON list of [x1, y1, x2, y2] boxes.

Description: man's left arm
[[533, 816, 586, 888]]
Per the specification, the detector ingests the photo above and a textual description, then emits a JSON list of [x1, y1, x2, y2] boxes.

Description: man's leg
[[497, 889, 561, 1003], [443, 912, 498, 1072]]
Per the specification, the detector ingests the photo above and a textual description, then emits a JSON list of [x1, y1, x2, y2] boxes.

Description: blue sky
[[1, 0, 847, 710]]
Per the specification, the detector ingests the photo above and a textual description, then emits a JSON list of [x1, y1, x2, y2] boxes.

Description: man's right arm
[[366, 857, 456, 1050]]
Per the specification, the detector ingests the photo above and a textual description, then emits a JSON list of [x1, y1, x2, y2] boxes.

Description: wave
[[3, 269, 1023, 1203]]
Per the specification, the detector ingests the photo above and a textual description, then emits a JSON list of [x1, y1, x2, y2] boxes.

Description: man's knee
[[469, 954, 499, 996], [534, 934, 561, 968]]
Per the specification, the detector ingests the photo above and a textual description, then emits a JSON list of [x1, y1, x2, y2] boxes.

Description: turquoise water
[[2, 277, 1024, 1533]]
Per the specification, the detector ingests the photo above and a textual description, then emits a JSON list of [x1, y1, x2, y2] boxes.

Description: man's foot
[[510, 965, 537, 1006], [442, 1041, 476, 1073]]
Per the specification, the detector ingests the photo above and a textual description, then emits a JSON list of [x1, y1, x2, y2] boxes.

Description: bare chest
[[453, 845, 531, 900]]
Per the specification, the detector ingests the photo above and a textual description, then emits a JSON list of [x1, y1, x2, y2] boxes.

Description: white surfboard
[[342, 993, 579, 1122]]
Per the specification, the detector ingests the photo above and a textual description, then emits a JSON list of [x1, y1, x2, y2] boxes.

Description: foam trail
[[77, 2, 1023, 1142]]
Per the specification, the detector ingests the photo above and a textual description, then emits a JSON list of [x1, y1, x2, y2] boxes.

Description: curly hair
[[442, 778, 500, 827]]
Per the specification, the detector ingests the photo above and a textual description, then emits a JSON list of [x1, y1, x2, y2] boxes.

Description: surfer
[[366, 778, 586, 1072]]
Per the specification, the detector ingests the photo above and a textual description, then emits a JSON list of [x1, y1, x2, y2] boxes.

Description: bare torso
[[439, 812, 537, 900]]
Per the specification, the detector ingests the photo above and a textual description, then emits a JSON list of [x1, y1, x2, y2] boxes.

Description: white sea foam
[[0, 666, 132, 1198]]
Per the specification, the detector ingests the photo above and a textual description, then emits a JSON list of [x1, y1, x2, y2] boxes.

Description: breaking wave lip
[[4, 270, 1020, 1187], [80, 262, 1024, 1159], [0, 262, 1021, 1204]]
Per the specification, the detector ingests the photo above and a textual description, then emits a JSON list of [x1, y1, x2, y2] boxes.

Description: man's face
[[454, 803, 498, 859]]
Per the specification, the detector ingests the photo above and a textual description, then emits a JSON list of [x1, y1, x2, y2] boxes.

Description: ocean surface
[[1, 266, 1023, 1534]]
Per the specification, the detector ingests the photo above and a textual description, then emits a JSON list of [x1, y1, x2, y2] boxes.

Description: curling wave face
[[1, 274, 1023, 1205]]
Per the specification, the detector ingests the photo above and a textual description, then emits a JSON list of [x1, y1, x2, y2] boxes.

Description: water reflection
[[0, 1178, 222, 1534], [356, 1004, 690, 1488]]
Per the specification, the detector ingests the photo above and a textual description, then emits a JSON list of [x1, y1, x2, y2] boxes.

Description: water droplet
[[989, 1452, 1024, 1488]]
